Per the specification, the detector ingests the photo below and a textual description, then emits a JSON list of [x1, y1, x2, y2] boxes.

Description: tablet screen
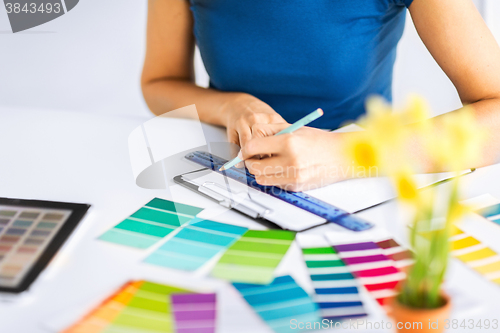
[[0, 198, 89, 293]]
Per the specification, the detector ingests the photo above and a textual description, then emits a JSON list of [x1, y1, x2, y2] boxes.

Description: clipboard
[[173, 151, 374, 232]]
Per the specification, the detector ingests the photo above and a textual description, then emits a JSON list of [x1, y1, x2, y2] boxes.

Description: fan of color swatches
[[172, 293, 216, 333], [375, 238, 414, 271], [233, 275, 321, 333], [451, 228, 500, 285], [212, 230, 296, 284], [63, 280, 210, 333], [99, 198, 203, 249], [297, 235, 367, 321], [328, 239, 405, 306], [145, 219, 248, 271]]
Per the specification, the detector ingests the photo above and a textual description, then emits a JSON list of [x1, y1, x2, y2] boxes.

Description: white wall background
[[0, 0, 496, 119], [0, 0, 150, 118]]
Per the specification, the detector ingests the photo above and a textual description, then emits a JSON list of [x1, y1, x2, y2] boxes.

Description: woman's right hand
[[221, 93, 287, 149]]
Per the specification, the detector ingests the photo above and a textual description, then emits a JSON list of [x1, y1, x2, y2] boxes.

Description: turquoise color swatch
[[476, 203, 500, 226], [99, 198, 203, 249], [144, 218, 248, 271], [233, 275, 321, 333], [476, 203, 500, 219]]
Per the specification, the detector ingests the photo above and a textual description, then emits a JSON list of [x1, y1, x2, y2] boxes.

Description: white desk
[[1, 107, 500, 333]]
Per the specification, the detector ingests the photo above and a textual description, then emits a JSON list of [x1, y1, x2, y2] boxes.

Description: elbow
[[140, 79, 158, 116], [461, 89, 500, 106], [140, 74, 177, 116]]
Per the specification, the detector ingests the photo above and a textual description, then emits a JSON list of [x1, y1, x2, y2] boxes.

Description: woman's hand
[[221, 93, 287, 148], [241, 124, 353, 192]]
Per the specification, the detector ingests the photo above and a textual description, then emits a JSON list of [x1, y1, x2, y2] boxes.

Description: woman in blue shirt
[[142, 0, 500, 191]]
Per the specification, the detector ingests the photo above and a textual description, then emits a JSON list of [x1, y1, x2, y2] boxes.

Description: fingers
[[245, 155, 307, 191], [249, 123, 290, 159], [237, 126, 252, 149], [241, 135, 285, 160], [245, 156, 288, 176], [250, 123, 289, 139]]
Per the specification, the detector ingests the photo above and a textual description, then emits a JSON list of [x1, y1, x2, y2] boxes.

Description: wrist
[[219, 92, 252, 127]]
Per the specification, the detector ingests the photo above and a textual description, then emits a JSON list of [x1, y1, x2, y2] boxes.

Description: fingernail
[[236, 161, 244, 168], [237, 150, 243, 160]]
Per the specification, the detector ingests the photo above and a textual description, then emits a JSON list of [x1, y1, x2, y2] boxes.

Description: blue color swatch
[[144, 218, 248, 271], [476, 203, 500, 226], [233, 275, 321, 333]]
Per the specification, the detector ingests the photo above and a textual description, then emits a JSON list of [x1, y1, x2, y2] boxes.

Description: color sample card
[[375, 238, 414, 270], [297, 235, 367, 320], [0, 206, 71, 288], [172, 293, 216, 333], [145, 219, 248, 271], [63, 280, 214, 333], [233, 275, 321, 333], [211, 230, 296, 284], [99, 198, 203, 249], [475, 202, 500, 226], [326, 236, 405, 307], [451, 228, 500, 286]]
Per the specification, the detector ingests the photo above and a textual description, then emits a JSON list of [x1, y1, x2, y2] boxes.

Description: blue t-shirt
[[189, 0, 414, 129]]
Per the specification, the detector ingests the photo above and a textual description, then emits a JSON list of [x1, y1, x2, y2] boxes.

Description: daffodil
[[343, 131, 380, 169], [393, 168, 419, 203], [426, 106, 486, 171], [400, 94, 431, 125], [345, 94, 488, 310], [362, 96, 407, 148]]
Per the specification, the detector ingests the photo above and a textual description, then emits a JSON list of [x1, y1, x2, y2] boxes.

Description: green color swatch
[[98, 198, 202, 249], [131, 208, 191, 226], [114, 219, 175, 237], [211, 229, 296, 284], [302, 247, 337, 255], [145, 197, 204, 217], [99, 229, 161, 249]]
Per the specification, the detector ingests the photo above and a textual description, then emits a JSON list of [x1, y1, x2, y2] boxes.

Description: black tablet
[[0, 197, 90, 293]]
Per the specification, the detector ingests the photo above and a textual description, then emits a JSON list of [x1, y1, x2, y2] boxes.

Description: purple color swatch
[[334, 242, 379, 252], [172, 293, 216, 333], [342, 254, 388, 265]]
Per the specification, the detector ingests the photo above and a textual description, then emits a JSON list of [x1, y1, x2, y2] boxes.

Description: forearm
[[409, 98, 500, 172], [141, 78, 245, 126]]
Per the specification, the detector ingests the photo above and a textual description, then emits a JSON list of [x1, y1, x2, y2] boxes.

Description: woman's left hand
[[241, 123, 351, 191]]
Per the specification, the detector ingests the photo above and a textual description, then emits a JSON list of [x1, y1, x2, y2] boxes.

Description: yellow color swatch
[[474, 260, 500, 274], [456, 247, 497, 262], [492, 277, 500, 285], [450, 225, 464, 237], [451, 236, 481, 251]]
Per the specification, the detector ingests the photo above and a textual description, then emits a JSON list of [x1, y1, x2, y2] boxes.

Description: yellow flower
[[393, 168, 419, 203], [426, 106, 486, 170], [362, 96, 406, 147], [400, 94, 430, 125], [343, 132, 380, 169]]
